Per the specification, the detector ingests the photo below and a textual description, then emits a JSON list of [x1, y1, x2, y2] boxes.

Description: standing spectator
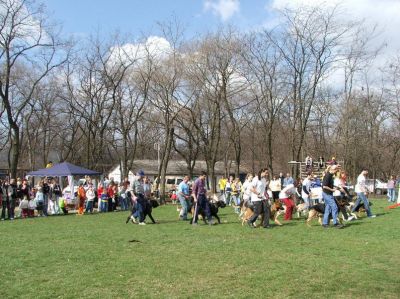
[[301, 173, 313, 209], [269, 175, 281, 201], [77, 183, 86, 215], [231, 178, 242, 214], [118, 184, 128, 211], [247, 168, 270, 229], [50, 179, 61, 215], [351, 168, 376, 218], [177, 176, 190, 221], [46, 161, 53, 168], [192, 171, 213, 225], [318, 156, 325, 171], [19, 195, 29, 218], [1, 180, 13, 220], [35, 184, 45, 217], [305, 156, 313, 173], [107, 183, 115, 212], [85, 183, 96, 213], [279, 172, 285, 189], [322, 165, 344, 228], [143, 176, 152, 199], [42, 178, 50, 216], [224, 176, 234, 206], [283, 173, 294, 188], [387, 175, 396, 203], [218, 175, 227, 198]]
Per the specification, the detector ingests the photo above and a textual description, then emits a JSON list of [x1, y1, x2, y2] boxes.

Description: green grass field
[[0, 199, 399, 299]]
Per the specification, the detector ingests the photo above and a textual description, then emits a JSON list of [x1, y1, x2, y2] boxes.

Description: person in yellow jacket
[[231, 178, 242, 214], [218, 176, 227, 196]]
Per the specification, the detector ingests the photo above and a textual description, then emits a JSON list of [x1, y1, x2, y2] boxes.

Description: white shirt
[[242, 180, 252, 201], [355, 174, 367, 193], [279, 184, 296, 199], [333, 178, 342, 196], [250, 176, 267, 202]]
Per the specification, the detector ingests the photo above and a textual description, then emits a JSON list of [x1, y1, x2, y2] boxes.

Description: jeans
[[322, 192, 338, 225], [193, 194, 211, 223], [387, 188, 395, 202], [352, 192, 372, 217], [302, 197, 310, 209], [225, 192, 231, 205], [119, 196, 128, 211], [178, 194, 189, 220], [52, 195, 60, 214], [100, 200, 108, 212], [132, 194, 146, 223], [1, 199, 15, 219], [43, 194, 49, 216], [248, 200, 270, 227], [85, 201, 94, 213]]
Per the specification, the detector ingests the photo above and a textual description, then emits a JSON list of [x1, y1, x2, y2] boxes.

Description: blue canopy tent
[[27, 162, 101, 177], [27, 162, 102, 206]]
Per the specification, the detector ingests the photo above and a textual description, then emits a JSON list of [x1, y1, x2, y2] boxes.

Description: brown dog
[[241, 200, 283, 227]]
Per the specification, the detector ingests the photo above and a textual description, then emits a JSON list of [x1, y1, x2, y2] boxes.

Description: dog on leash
[[241, 200, 284, 227], [306, 203, 344, 227], [348, 200, 373, 219]]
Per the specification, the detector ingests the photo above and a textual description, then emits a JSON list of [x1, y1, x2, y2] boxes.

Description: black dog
[[190, 200, 226, 224], [126, 199, 159, 224], [144, 199, 159, 223]]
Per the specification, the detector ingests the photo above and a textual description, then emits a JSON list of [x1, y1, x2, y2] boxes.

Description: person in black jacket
[[42, 178, 50, 216]]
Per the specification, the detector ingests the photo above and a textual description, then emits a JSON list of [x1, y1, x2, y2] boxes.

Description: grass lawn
[[0, 199, 399, 299]]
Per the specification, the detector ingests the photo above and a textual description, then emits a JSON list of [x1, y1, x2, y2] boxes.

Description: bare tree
[[0, 0, 69, 178]]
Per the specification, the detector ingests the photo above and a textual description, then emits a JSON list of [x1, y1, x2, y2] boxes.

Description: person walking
[[301, 172, 313, 209], [126, 170, 147, 225], [351, 168, 376, 218], [177, 176, 190, 220], [247, 168, 270, 229], [387, 176, 396, 203], [192, 171, 213, 225], [322, 165, 344, 228]]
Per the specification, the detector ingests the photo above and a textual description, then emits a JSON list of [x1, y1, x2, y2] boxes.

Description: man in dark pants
[[126, 170, 147, 225], [322, 165, 344, 229], [248, 168, 270, 228], [192, 171, 213, 225]]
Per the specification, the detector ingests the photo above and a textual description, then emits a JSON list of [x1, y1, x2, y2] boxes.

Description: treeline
[[0, 1, 399, 195]]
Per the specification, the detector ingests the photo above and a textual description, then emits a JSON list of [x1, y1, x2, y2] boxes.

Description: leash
[[192, 199, 198, 226]]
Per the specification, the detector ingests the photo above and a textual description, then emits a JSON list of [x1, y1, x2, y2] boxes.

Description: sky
[[43, 0, 269, 39], [43, 0, 400, 61]]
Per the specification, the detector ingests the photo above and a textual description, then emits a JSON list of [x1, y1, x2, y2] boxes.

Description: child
[[19, 195, 29, 218], [35, 186, 44, 217], [59, 198, 68, 215], [28, 188, 36, 217], [171, 191, 177, 204]]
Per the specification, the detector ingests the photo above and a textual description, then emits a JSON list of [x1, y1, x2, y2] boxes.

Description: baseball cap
[[137, 170, 145, 176]]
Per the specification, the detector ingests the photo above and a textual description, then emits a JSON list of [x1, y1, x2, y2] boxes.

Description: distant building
[[108, 159, 249, 188]]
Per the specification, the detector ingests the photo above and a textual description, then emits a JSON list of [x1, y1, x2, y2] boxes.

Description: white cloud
[[204, 0, 240, 21], [109, 36, 171, 65], [266, 0, 400, 58]]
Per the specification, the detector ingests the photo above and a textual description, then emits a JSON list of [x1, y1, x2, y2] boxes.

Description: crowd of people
[[0, 158, 398, 228]]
